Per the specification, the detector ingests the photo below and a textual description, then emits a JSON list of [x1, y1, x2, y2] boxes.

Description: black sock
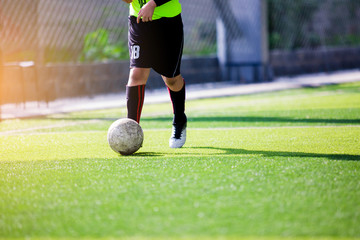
[[168, 82, 186, 125], [126, 85, 145, 123]]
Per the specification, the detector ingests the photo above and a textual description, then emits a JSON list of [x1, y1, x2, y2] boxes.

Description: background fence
[[1, 0, 360, 64], [0, 0, 360, 105], [269, 0, 360, 50], [0, 0, 218, 64]]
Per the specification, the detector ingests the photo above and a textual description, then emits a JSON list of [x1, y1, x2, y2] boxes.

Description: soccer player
[[122, 0, 187, 148]]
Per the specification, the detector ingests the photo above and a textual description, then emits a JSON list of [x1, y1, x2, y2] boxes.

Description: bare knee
[[164, 77, 177, 87], [128, 68, 150, 86], [163, 75, 184, 91]]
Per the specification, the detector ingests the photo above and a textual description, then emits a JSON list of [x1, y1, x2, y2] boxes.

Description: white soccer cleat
[[169, 117, 187, 148]]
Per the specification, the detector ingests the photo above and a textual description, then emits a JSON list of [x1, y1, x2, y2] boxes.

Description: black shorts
[[128, 14, 184, 78]]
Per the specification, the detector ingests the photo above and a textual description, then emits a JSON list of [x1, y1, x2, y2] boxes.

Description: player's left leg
[[163, 74, 187, 148], [150, 14, 185, 148]]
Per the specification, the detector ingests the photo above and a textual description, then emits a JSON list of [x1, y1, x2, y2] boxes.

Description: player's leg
[[150, 14, 186, 148], [163, 74, 186, 124], [163, 74, 187, 148], [126, 68, 150, 123]]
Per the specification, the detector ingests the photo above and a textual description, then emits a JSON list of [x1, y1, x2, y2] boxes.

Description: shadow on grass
[[46, 112, 360, 125], [114, 146, 360, 161], [124, 152, 165, 157], [186, 146, 360, 161]]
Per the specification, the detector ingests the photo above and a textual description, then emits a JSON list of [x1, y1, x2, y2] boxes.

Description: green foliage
[[45, 46, 79, 63], [268, 0, 360, 49], [79, 28, 128, 62], [184, 21, 217, 56], [326, 34, 360, 46], [268, 0, 321, 49]]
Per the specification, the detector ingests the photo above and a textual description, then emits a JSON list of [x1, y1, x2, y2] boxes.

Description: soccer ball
[[107, 118, 144, 155]]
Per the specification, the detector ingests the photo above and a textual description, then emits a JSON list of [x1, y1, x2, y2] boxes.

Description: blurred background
[[0, 0, 360, 106]]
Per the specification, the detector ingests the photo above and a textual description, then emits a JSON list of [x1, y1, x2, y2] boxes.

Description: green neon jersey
[[130, 0, 182, 20]]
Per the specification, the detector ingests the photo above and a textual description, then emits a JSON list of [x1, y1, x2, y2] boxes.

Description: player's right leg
[[126, 68, 150, 123]]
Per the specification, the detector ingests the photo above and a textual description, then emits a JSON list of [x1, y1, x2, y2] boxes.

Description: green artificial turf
[[0, 82, 360, 239]]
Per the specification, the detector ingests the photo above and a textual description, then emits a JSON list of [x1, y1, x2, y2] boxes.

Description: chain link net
[[269, 0, 360, 50], [0, 0, 217, 64], [1, 0, 359, 63]]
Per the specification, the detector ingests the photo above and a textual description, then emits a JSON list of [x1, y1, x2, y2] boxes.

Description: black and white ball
[[107, 118, 144, 155]]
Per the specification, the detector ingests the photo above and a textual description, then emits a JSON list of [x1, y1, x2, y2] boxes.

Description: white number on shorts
[[131, 45, 140, 60]]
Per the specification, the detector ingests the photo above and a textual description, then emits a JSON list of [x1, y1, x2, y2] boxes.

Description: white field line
[[0, 119, 102, 136]]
